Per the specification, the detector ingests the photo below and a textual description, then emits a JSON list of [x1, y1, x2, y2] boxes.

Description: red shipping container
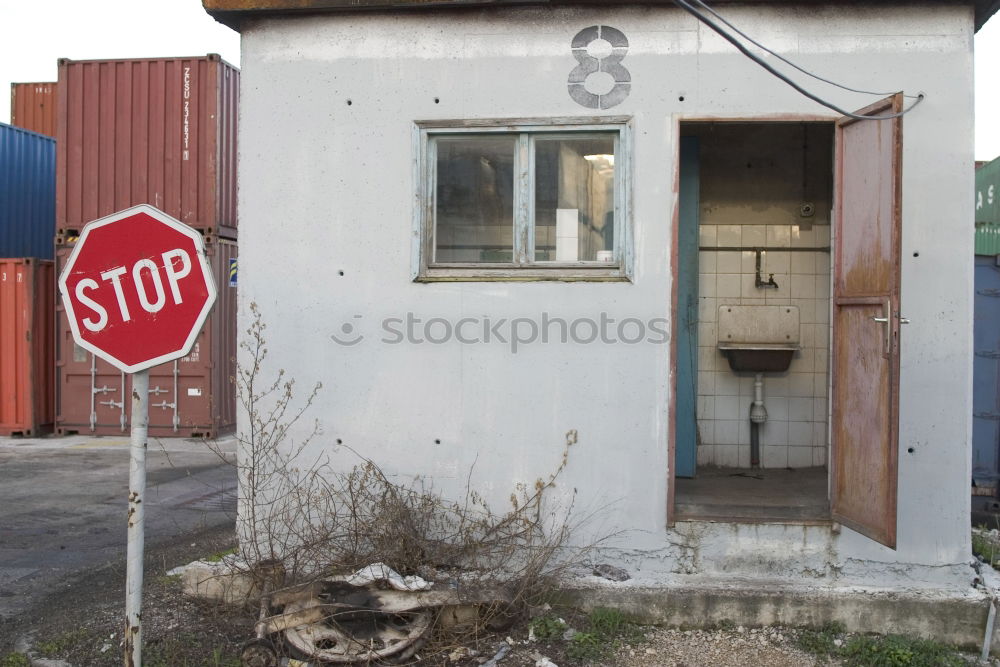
[[55, 238, 238, 438], [56, 55, 238, 239], [0, 258, 54, 435], [10, 82, 58, 138]]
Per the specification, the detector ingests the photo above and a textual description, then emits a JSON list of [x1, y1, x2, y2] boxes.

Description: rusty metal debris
[[241, 564, 514, 665]]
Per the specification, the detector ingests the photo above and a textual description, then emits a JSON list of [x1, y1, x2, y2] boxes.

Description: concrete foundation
[[559, 574, 998, 654]]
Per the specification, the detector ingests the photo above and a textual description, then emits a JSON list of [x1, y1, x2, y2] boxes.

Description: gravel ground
[[2, 533, 993, 667], [609, 626, 822, 666], [441, 623, 825, 667], [0, 522, 252, 666]]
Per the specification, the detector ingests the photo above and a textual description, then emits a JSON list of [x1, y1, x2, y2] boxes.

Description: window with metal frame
[[414, 118, 632, 281]]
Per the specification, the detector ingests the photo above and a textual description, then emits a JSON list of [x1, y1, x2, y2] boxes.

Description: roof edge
[[202, 0, 998, 33]]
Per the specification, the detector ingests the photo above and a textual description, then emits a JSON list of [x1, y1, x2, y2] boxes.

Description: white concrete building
[[206, 0, 1000, 645]]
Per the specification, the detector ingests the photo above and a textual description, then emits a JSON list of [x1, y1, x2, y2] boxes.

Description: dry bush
[[232, 304, 598, 620]]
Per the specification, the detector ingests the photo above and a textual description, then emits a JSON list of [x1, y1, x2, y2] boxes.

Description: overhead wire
[[672, 0, 924, 120], [688, 0, 920, 99]]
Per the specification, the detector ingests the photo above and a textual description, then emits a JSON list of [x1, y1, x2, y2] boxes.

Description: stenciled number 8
[[568, 25, 631, 110]]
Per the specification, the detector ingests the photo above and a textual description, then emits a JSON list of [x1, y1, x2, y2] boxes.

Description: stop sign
[[58, 205, 217, 373]]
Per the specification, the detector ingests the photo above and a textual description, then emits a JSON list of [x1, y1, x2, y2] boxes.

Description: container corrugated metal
[[976, 222, 1000, 256], [977, 156, 1000, 225], [55, 238, 237, 437], [973, 256, 1000, 488], [0, 259, 54, 435], [0, 123, 56, 259], [56, 55, 239, 238], [10, 82, 57, 138]]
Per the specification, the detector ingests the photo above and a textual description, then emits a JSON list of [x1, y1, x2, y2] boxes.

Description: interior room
[[675, 121, 835, 522]]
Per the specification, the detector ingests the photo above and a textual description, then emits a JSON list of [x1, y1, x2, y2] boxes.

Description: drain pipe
[[749, 372, 767, 467]]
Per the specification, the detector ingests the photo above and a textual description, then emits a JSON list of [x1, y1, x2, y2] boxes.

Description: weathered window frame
[[412, 117, 633, 282]]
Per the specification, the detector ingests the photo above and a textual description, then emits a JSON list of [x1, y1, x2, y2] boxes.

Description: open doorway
[[674, 121, 835, 522]]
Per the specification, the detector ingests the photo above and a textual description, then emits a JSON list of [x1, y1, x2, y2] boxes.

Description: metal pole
[[124, 369, 148, 667]]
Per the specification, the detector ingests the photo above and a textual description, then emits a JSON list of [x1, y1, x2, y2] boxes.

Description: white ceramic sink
[[717, 305, 800, 373]]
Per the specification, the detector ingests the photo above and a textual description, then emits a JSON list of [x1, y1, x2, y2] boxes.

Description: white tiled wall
[[696, 223, 831, 469]]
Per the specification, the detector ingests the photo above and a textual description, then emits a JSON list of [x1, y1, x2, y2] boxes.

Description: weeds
[[34, 629, 90, 657], [530, 614, 569, 640], [973, 526, 1000, 568], [531, 607, 644, 664], [589, 607, 644, 644], [797, 624, 966, 667], [204, 547, 237, 563], [143, 634, 240, 667], [796, 621, 845, 656], [839, 634, 965, 667], [566, 631, 603, 662], [0, 654, 30, 667]]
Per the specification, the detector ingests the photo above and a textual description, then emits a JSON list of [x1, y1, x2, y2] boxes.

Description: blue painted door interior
[[676, 136, 700, 478]]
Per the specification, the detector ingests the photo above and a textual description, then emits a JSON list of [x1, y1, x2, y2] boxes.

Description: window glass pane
[[434, 136, 516, 263], [534, 135, 616, 262]]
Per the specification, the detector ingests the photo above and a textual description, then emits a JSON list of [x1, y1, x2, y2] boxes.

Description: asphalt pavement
[[0, 433, 238, 619]]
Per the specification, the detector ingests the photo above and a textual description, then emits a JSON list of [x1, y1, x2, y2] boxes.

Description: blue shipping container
[[0, 122, 55, 259], [974, 256, 1000, 487]]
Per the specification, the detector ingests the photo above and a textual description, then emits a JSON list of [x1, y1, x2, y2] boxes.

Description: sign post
[[58, 204, 217, 666], [126, 369, 148, 665]]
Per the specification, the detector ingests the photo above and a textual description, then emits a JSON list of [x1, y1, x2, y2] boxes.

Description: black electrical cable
[[672, 0, 924, 120], [689, 0, 920, 99]]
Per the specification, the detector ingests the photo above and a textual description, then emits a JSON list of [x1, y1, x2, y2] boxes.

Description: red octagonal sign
[[58, 205, 217, 373]]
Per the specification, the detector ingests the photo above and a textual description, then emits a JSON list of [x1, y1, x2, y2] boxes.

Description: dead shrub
[[224, 304, 605, 661]]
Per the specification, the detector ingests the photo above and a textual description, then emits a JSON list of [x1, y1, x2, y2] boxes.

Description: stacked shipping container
[[10, 83, 58, 138], [0, 259, 54, 435], [0, 123, 56, 259], [0, 123, 56, 435], [54, 55, 239, 438], [975, 156, 1000, 502]]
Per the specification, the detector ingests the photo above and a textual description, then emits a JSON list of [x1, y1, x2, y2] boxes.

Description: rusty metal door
[[831, 94, 903, 549]]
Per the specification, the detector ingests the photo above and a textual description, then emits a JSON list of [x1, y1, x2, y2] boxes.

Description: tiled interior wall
[[696, 223, 831, 469]]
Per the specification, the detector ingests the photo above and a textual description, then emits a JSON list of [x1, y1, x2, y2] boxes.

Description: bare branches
[[232, 304, 599, 637]]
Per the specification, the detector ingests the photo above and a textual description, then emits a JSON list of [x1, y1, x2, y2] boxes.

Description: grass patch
[[34, 628, 92, 657], [796, 622, 845, 657], [204, 547, 237, 563], [566, 632, 603, 662], [587, 606, 644, 643], [838, 635, 965, 667], [0, 654, 30, 667], [797, 625, 965, 667], [529, 614, 568, 640], [528, 607, 644, 663], [143, 635, 240, 667], [973, 527, 1000, 569], [565, 607, 645, 663]]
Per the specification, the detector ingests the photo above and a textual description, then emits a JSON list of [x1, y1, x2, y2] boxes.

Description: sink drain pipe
[[749, 372, 767, 467]]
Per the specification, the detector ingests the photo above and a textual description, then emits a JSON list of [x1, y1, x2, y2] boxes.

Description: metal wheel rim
[[282, 598, 433, 663]]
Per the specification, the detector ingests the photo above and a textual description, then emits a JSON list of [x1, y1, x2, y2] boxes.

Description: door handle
[[869, 299, 891, 353]]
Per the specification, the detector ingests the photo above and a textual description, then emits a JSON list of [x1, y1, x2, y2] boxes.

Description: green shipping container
[[977, 222, 1000, 256], [976, 156, 1000, 225]]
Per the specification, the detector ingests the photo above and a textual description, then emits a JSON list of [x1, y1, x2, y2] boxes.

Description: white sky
[[1, 1, 999, 160]]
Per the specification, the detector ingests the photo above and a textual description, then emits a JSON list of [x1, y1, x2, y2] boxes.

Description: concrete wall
[[236, 4, 975, 586]]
